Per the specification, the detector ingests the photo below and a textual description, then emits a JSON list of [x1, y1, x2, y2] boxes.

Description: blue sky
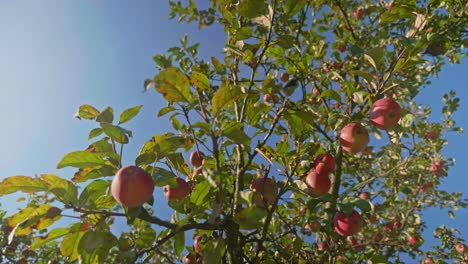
[[0, 0, 465, 258]]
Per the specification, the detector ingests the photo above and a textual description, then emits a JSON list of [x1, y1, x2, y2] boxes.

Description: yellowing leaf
[[153, 67, 191, 104], [0, 176, 48, 196], [190, 71, 210, 90], [211, 82, 246, 116]]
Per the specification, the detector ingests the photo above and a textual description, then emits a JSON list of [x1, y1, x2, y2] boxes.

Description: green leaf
[[153, 67, 191, 104], [72, 165, 116, 183], [174, 231, 185, 256], [223, 122, 251, 147], [211, 57, 225, 74], [118, 105, 143, 124], [101, 123, 130, 144], [57, 151, 108, 169], [61, 231, 85, 262], [32, 226, 74, 249], [0, 176, 48, 196], [158, 105, 177, 117], [75, 104, 100, 120], [41, 174, 78, 204], [238, 0, 268, 18], [236, 26, 254, 40], [320, 89, 341, 102], [190, 71, 210, 90], [96, 107, 114, 123], [190, 181, 212, 207], [368, 255, 390, 264], [380, 5, 414, 23], [211, 81, 246, 116], [353, 199, 371, 213], [234, 207, 267, 230], [79, 230, 105, 253], [88, 128, 103, 140], [349, 70, 374, 84], [284, 0, 307, 16], [78, 180, 112, 208], [152, 167, 178, 187]]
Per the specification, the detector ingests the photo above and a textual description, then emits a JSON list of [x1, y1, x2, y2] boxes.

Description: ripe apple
[[419, 182, 433, 193], [313, 153, 336, 175], [317, 242, 328, 251], [111, 165, 155, 208], [305, 220, 321, 233], [250, 177, 278, 207], [183, 253, 202, 264], [386, 2, 395, 10], [280, 72, 289, 82], [430, 160, 445, 177], [374, 233, 383, 243], [263, 93, 279, 105], [408, 234, 419, 246], [194, 234, 206, 254], [353, 8, 366, 19], [334, 210, 364, 236], [424, 257, 433, 264], [163, 177, 191, 200], [306, 171, 331, 197], [359, 192, 370, 200], [339, 122, 369, 154], [455, 242, 467, 254], [190, 151, 204, 167], [338, 44, 346, 52], [369, 98, 402, 130]]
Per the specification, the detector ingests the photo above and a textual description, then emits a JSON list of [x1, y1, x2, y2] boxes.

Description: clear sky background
[[0, 0, 465, 259]]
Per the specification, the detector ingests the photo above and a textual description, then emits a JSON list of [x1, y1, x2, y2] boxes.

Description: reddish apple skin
[[339, 123, 369, 154], [455, 242, 467, 254], [111, 166, 154, 208], [193, 234, 206, 254], [250, 177, 278, 207], [334, 210, 364, 236], [369, 98, 402, 130], [424, 257, 433, 264], [280, 72, 289, 82], [313, 153, 336, 175], [306, 171, 331, 197], [408, 235, 419, 246], [317, 242, 328, 251], [183, 253, 202, 264], [263, 93, 279, 105], [359, 192, 370, 200], [190, 151, 204, 167], [425, 130, 439, 140], [163, 177, 191, 200], [305, 220, 321, 233]]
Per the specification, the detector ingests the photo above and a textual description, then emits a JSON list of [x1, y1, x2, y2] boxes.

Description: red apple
[[338, 44, 346, 52], [263, 93, 279, 105], [424, 257, 433, 264], [305, 220, 321, 233], [419, 182, 433, 193], [190, 151, 204, 167], [313, 153, 336, 175], [348, 238, 364, 251], [163, 177, 191, 200], [369, 215, 377, 224], [430, 160, 445, 177], [280, 72, 289, 82], [408, 234, 419, 246], [386, 2, 395, 10], [183, 253, 202, 264], [359, 192, 370, 200], [194, 234, 206, 254], [306, 171, 331, 197], [317, 242, 328, 251], [353, 8, 366, 19], [312, 87, 320, 96], [339, 122, 369, 154], [369, 98, 402, 130], [111, 165, 154, 208], [250, 177, 278, 207], [455, 242, 467, 254], [334, 210, 364, 236], [374, 233, 383, 243]]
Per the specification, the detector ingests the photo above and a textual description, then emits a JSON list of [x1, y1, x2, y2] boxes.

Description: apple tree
[[0, 0, 467, 263]]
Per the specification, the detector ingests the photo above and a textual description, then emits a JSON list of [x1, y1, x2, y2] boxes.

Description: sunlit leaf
[[0, 176, 48, 196], [57, 151, 109, 169], [118, 105, 143, 124], [153, 67, 191, 104]]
